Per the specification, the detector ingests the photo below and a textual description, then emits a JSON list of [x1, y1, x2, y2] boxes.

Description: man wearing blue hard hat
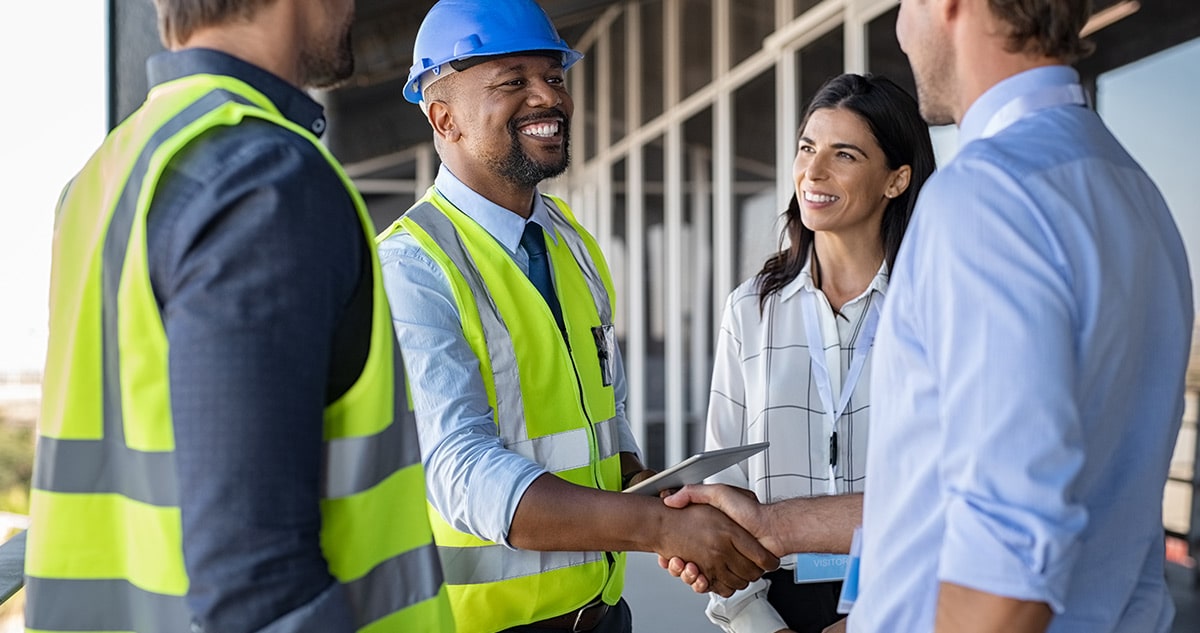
[[377, 0, 778, 631]]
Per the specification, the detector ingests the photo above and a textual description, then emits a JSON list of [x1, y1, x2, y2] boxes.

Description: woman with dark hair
[[702, 73, 935, 633]]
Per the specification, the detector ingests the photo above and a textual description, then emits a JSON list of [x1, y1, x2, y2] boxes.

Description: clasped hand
[[656, 483, 784, 595]]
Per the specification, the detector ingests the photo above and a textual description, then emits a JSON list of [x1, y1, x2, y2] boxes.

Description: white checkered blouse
[[705, 259, 888, 500], [703, 259, 888, 632]]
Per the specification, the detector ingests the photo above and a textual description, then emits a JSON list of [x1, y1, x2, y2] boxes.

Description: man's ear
[[426, 101, 460, 143]]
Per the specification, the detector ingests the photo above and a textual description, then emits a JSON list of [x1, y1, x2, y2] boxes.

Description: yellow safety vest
[[25, 72, 453, 633], [378, 190, 626, 632]]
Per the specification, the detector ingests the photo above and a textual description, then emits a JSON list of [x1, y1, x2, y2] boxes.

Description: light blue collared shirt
[[378, 166, 638, 547], [855, 66, 1193, 632]]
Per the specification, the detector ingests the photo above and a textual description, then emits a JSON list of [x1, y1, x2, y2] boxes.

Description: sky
[[0, 3, 106, 373]]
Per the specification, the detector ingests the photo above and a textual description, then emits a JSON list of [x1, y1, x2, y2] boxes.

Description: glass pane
[[640, 0, 665, 124], [866, 6, 915, 99], [681, 0, 714, 98], [794, 0, 822, 18], [732, 0, 775, 68], [576, 44, 597, 163], [611, 158, 629, 340], [683, 107, 715, 454], [642, 137, 667, 467], [609, 13, 628, 145], [733, 69, 778, 283], [798, 26, 844, 114]]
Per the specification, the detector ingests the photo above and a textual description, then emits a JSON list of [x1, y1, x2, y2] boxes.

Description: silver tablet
[[623, 442, 769, 496]]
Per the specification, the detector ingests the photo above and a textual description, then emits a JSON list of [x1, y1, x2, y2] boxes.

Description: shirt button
[[312, 118, 326, 134]]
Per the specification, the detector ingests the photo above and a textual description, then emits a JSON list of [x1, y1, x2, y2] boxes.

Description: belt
[[528, 597, 610, 632]]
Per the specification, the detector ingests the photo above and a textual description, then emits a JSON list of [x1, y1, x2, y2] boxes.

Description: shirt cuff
[[494, 462, 549, 549], [705, 578, 787, 633]]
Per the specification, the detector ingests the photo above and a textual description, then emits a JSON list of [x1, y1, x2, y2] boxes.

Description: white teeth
[[804, 191, 839, 203], [520, 122, 559, 137]]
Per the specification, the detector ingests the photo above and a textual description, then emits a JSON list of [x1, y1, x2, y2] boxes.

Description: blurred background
[[2, 1, 1198, 630]]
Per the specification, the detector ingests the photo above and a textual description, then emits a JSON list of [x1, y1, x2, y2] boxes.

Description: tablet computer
[[623, 442, 769, 496]]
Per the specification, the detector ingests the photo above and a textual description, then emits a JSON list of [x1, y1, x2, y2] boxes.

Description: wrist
[[621, 468, 647, 489], [759, 502, 788, 557]]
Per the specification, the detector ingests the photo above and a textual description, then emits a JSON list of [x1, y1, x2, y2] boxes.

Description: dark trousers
[[501, 598, 633, 633], [765, 569, 844, 633]]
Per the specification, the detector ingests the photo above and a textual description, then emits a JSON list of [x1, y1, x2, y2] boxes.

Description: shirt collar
[[958, 65, 1080, 148], [778, 252, 889, 303], [146, 48, 328, 137], [433, 165, 558, 253]]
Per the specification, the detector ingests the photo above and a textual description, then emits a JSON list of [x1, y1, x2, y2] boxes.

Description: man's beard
[[302, 22, 355, 89], [915, 70, 955, 127], [494, 110, 572, 189], [910, 44, 955, 126]]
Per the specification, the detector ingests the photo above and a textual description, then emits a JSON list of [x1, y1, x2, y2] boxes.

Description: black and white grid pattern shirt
[[703, 258, 888, 633]]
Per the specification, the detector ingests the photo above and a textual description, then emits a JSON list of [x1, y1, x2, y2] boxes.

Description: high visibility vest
[[24, 72, 454, 633], [378, 191, 626, 632]]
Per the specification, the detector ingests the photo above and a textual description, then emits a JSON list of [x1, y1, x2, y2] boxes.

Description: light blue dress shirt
[[855, 66, 1193, 633], [378, 166, 639, 548]]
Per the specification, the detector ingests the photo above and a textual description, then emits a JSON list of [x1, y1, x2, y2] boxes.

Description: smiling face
[[444, 54, 574, 190], [793, 107, 909, 240]]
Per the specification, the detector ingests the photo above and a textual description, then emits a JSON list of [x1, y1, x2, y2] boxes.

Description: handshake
[[648, 483, 787, 598], [642, 482, 861, 602]]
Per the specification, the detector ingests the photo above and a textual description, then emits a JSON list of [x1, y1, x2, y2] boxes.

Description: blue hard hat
[[404, 0, 584, 104]]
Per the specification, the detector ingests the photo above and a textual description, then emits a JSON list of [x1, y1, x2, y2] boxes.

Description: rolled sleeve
[[609, 342, 640, 457], [378, 232, 546, 547], [919, 164, 1087, 611]]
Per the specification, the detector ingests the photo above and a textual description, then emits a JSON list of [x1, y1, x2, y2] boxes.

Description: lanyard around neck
[[800, 289, 882, 494], [980, 83, 1087, 139]]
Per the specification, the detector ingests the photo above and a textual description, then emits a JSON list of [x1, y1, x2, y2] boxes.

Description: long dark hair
[[756, 73, 936, 313]]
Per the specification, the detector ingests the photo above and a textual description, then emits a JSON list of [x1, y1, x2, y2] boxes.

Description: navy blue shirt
[[144, 49, 370, 632]]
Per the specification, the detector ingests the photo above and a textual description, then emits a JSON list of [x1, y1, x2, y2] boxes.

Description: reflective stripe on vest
[[26, 76, 451, 633], [25, 543, 443, 633], [437, 546, 606, 586]]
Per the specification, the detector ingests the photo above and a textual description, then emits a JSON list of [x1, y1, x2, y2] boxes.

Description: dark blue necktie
[[520, 221, 566, 336]]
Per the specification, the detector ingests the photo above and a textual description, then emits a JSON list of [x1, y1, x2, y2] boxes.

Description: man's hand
[[619, 452, 656, 490], [664, 484, 784, 554], [655, 502, 779, 597], [659, 484, 862, 593], [655, 483, 780, 593]]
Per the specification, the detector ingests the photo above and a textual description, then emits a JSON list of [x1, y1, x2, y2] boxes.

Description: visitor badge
[[793, 553, 851, 584], [836, 526, 863, 614]]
